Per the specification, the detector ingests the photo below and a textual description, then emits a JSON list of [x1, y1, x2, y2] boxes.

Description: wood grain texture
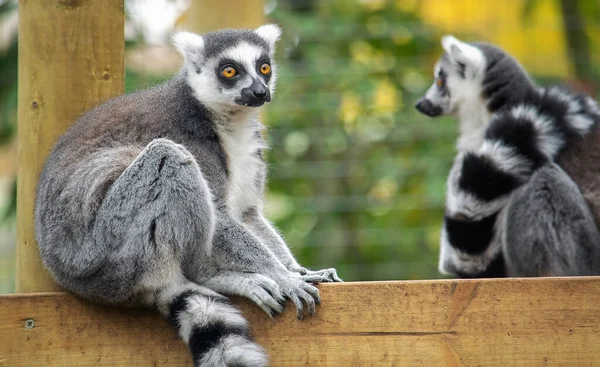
[[16, 0, 125, 292], [2, 278, 600, 366], [185, 0, 265, 33]]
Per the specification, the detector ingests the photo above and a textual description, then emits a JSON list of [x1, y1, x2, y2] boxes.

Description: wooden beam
[[2, 278, 600, 366], [184, 0, 265, 33], [16, 0, 125, 292]]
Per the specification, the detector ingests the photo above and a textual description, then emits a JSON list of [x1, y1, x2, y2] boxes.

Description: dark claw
[[308, 304, 316, 316], [263, 287, 275, 298]]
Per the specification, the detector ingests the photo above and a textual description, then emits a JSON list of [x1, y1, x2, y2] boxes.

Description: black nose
[[414, 98, 432, 114], [237, 79, 271, 107], [415, 98, 443, 117], [253, 89, 267, 100]]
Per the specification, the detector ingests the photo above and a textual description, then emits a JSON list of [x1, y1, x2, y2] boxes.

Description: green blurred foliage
[[0, 0, 16, 144], [261, 0, 455, 281], [0, 0, 16, 294]]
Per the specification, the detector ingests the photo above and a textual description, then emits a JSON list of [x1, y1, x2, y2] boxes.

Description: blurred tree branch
[[558, 0, 594, 82], [524, 0, 598, 85]]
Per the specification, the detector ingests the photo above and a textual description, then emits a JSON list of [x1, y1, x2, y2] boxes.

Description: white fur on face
[[422, 62, 451, 111], [441, 35, 486, 77], [422, 36, 490, 151], [173, 26, 280, 114], [222, 41, 276, 93], [185, 41, 275, 112], [442, 35, 488, 148]]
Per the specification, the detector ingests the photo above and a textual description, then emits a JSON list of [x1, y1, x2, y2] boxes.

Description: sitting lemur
[[416, 35, 600, 278], [35, 25, 341, 367]]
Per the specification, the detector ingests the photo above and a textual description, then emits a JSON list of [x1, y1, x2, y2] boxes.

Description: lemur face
[[173, 24, 281, 111], [415, 35, 486, 117]]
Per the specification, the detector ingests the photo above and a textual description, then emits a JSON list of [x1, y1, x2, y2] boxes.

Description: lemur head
[[415, 35, 535, 121], [173, 24, 281, 112], [415, 35, 487, 118]]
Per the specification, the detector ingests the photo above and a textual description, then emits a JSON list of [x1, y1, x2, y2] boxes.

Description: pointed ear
[[255, 24, 282, 48], [441, 35, 467, 61], [441, 34, 485, 76], [173, 32, 205, 71]]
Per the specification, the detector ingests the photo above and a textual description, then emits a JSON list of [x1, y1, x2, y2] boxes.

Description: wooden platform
[[1, 278, 599, 366]]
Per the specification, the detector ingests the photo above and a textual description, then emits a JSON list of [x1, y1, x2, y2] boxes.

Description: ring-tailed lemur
[[35, 25, 341, 367], [415, 35, 600, 278]]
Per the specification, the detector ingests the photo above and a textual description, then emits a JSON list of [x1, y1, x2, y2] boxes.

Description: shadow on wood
[[2, 278, 600, 366]]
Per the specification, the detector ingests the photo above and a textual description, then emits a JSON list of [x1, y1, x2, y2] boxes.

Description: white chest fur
[[219, 116, 266, 219], [456, 100, 491, 152]]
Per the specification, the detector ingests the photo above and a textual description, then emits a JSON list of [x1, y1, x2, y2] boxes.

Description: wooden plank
[[2, 278, 600, 366], [16, 0, 125, 292]]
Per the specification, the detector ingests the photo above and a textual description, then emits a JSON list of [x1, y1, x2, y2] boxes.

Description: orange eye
[[260, 63, 271, 75], [221, 66, 237, 78], [436, 78, 443, 88]]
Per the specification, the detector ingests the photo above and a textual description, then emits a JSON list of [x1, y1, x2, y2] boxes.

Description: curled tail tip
[[196, 335, 269, 366], [166, 289, 268, 367]]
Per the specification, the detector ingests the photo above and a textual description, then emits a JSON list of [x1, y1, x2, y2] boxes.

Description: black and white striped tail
[[158, 285, 268, 367], [444, 87, 600, 256]]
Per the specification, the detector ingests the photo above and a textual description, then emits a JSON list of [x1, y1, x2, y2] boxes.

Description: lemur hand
[[269, 271, 322, 320], [288, 265, 343, 283]]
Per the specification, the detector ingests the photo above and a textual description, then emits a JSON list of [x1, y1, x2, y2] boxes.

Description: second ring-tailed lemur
[[416, 35, 600, 278], [35, 25, 341, 367]]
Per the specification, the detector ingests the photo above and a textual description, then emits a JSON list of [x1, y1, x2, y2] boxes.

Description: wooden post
[[185, 0, 265, 33], [16, 0, 125, 293]]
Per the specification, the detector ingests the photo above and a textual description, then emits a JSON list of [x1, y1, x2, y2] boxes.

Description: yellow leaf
[[350, 40, 373, 65], [373, 79, 401, 114], [340, 92, 361, 132]]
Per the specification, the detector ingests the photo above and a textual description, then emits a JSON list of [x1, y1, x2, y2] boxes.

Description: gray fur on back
[[504, 164, 600, 276]]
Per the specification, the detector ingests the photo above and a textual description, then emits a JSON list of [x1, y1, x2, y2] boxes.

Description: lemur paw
[[203, 273, 285, 318], [271, 273, 321, 320], [292, 267, 343, 283], [245, 274, 286, 318]]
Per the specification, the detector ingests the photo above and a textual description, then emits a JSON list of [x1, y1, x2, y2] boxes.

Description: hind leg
[[86, 138, 215, 302], [503, 163, 600, 276], [89, 139, 267, 365]]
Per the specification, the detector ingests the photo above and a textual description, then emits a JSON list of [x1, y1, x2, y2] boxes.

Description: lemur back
[[35, 25, 341, 367]]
